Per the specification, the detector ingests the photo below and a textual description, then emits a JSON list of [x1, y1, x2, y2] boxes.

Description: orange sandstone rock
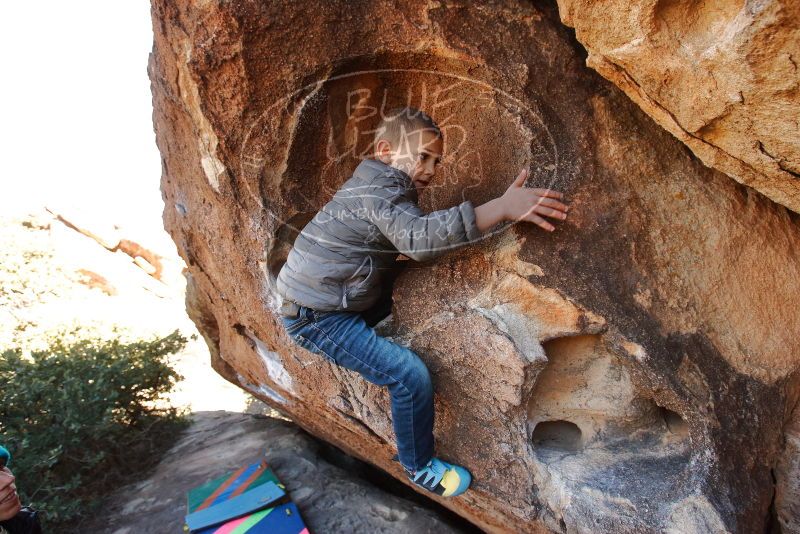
[[557, 0, 800, 214], [149, 1, 800, 532]]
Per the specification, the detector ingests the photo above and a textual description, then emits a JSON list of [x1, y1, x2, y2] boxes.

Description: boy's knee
[[404, 356, 433, 397]]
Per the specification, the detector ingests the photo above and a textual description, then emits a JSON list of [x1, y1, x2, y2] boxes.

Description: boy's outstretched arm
[[362, 169, 569, 263], [362, 188, 483, 263], [474, 169, 569, 233]]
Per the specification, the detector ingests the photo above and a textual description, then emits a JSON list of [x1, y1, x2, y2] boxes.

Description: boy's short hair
[[373, 107, 442, 150]]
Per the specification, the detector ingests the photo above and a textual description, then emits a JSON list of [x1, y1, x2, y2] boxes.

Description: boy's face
[[377, 129, 443, 194]]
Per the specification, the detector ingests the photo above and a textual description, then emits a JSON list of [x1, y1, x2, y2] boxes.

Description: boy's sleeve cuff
[[459, 200, 483, 243]]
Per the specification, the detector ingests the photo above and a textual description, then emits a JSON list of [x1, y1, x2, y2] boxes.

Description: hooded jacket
[[275, 158, 484, 312]]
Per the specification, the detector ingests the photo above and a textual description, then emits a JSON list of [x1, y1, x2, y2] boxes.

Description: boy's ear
[[375, 139, 393, 164]]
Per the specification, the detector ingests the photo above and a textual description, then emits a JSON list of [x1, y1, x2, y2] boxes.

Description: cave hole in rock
[[528, 335, 692, 451], [659, 406, 689, 438], [531, 420, 583, 451], [525, 336, 696, 514]]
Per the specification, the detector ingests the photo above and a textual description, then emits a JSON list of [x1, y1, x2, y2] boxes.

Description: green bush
[[0, 328, 191, 528]]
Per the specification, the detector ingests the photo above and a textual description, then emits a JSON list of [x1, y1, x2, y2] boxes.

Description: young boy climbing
[[275, 107, 569, 497]]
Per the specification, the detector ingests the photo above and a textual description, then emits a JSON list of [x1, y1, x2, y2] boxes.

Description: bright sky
[[1, 2, 175, 254]]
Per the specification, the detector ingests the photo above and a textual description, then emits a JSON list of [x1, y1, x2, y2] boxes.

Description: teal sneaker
[[405, 457, 472, 497]]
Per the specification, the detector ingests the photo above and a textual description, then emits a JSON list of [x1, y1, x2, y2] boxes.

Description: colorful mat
[[185, 459, 309, 534], [193, 502, 307, 534]]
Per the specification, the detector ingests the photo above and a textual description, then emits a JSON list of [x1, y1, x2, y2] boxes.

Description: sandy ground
[[81, 411, 476, 534]]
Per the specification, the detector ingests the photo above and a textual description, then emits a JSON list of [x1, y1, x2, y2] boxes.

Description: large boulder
[[556, 0, 800, 214], [149, 1, 800, 532]]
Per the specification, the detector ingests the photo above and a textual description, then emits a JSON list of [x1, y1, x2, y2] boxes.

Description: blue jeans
[[280, 300, 435, 472]]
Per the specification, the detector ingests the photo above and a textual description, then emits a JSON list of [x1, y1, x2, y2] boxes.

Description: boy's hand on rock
[[500, 169, 569, 232], [474, 168, 570, 234]]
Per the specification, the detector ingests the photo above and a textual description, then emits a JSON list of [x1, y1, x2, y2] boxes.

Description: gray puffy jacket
[[276, 158, 484, 312]]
